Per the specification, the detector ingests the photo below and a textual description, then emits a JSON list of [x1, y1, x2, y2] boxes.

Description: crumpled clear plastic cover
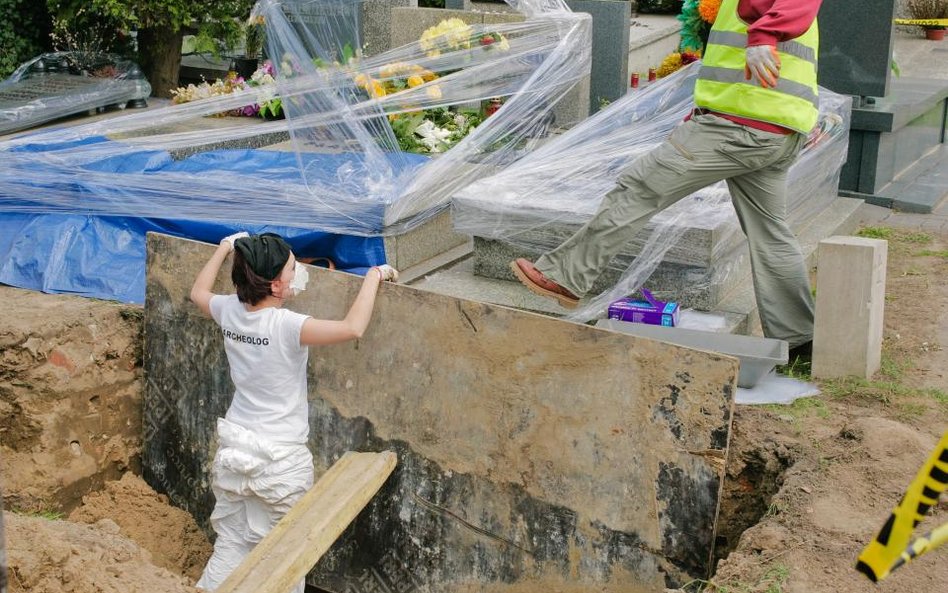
[[0, 52, 151, 136], [735, 371, 821, 405], [0, 0, 590, 237], [453, 63, 852, 321]]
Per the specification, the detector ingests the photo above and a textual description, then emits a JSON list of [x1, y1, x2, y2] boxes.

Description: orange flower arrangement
[[698, 0, 722, 24]]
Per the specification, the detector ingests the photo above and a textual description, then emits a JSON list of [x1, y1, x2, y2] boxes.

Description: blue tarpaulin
[[0, 138, 428, 303]]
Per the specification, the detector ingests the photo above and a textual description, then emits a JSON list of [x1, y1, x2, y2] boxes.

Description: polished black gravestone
[[818, 0, 948, 212]]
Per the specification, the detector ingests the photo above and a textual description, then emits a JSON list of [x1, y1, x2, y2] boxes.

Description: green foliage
[[638, 0, 685, 14], [0, 0, 52, 78], [86, 0, 255, 53], [390, 107, 486, 154], [390, 112, 428, 152], [419, 0, 447, 7], [47, 1, 135, 62], [258, 97, 283, 120]]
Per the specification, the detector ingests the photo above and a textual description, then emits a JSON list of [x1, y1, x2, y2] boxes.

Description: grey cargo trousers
[[535, 113, 814, 346]]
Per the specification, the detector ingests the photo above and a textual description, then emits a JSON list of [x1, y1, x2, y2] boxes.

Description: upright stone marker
[[812, 236, 887, 380], [361, 0, 417, 57], [566, 0, 631, 112], [283, 0, 362, 62], [144, 233, 739, 591]]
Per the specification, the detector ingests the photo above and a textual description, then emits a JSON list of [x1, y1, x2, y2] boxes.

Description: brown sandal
[[298, 257, 335, 270]]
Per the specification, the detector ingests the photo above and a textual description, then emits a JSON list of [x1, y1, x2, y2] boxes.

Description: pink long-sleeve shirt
[[741, 0, 823, 47]]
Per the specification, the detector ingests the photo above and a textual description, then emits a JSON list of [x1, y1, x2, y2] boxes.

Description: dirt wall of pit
[[0, 287, 143, 513]]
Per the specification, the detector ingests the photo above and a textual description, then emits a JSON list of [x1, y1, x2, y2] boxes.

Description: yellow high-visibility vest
[[694, 0, 820, 134]]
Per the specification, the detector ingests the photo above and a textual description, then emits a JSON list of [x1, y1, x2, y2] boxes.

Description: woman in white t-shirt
[[189, 232, 397, 592]]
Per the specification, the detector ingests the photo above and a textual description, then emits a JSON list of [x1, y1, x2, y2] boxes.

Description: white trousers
[[196, 418, 314, 593]]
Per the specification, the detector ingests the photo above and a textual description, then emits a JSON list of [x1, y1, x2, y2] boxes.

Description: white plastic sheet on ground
[[735, 372, 821, 405], [0, 0, 592, 236]]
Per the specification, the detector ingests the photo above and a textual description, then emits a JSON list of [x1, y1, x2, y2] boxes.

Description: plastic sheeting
[[0, 52, 151, 136], [0, 0, 591, 235], [0, 0, 590, 301], [452, 63, 852, 322]]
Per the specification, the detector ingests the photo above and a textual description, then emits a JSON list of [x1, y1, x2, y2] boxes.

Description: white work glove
[[745, 45, 781, 89], [220, 231, 249, 252], [374, 264, 399, 282]]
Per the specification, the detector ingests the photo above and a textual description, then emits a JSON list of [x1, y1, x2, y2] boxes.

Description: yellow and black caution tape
[[893, 18, 948, 27], [856, 431, 948, 582]]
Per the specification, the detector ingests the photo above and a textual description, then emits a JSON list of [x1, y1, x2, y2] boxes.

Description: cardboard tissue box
[[608, 289, 680, 327]]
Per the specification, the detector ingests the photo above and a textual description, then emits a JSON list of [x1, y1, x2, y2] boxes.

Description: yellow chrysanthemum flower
[[407, 75, 425, 88], [426, 85, 442, 100], [655, 52, 683, 78], [419, 18, 472, 57]]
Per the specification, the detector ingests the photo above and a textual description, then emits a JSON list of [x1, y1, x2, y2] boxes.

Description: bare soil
[[705, 227, 948, 592], [0, 288, 210, 592], [1, 226, 946, 593]]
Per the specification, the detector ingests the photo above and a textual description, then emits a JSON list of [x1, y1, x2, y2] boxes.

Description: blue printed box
[[608, 289, 680, 327]]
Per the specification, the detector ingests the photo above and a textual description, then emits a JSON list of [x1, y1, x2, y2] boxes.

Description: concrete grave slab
[[143, 232, 738, 591]]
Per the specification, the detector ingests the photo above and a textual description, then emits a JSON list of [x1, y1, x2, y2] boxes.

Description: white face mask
[[288, 261, 309, 297]]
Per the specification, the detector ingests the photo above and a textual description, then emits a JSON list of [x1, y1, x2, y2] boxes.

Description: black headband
[[234, 233, 291, 281]]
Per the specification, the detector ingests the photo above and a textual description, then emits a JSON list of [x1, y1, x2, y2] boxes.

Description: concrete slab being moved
[[143, 232, 739, 591]]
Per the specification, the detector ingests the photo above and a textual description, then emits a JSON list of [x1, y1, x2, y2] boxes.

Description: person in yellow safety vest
[[511, 0, 822, 361]]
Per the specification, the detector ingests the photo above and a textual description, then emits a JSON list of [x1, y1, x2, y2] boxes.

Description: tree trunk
[[137, 26, 184, 99]]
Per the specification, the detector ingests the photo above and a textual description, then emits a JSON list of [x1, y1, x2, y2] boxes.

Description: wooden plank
[[216, 451, 398, 593]]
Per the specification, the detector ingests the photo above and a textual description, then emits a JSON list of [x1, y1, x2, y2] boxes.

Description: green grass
[[900, 231, 933, 244], [857, 226, 893, 240], [764, 395, 830, 421], [856, 227, 934, 254], [857, 226, 932, 244], [879, 353, 909, 381], [821, 375, 947, 408], [682, 564, 791, 592], [776, 357, 811, 380], [914, 249, 948, 259], [13, 508, 65, 520]]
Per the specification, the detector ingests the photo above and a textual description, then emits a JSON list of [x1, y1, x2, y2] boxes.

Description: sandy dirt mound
[[705, 229, 948, 592], [69, 473, 212, 581], [0, 287, 142, 513], [4, 511, 198, 593]]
